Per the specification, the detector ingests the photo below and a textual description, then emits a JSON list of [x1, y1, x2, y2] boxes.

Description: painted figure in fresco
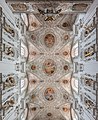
[[44, 34, 55, 48], [84, 97, 94, 109], [44, 88, 55, 101], [43, 59, 56, 75]]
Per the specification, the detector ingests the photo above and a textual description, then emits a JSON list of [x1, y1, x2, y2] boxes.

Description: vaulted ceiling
[[6, 0, 93, 120]]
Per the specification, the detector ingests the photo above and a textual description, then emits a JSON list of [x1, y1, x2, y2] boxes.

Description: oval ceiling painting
[[44, 34, 55, 48], [44, 88, 55, 101], [43, 59, 56, 76]]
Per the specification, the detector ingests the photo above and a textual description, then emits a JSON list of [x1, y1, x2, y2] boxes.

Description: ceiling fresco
[[25, 25, 73, 120], [5, 0, 92, 120]]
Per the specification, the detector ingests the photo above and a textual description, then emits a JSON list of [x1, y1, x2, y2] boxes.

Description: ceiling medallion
[[31, 22, 37, 27], [47, 113, 52, 117], [30, 79, 37, 84], [63, 51, 68, 56], [64, 35, 69, 41], [31, 64, 36, 70], [30, 51, 37, 56], [43, 59, 56, 76], [64, 65, 69, 71], [62, 79, 69, 84], [31, 107, 36, 111], [44, 34, 55, 48], [11, 3, 27, 11], [63, 94, 69, 100], [44, 88, 55, 101], [31, 34, 36, 41], [62, 22, 70, 28], [62, 107, 70, 112]]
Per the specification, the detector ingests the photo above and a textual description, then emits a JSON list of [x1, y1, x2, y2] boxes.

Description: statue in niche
[[5, 46, 14, 57], [30, 51, 37, 56], [5, 77, 15, 88], [84, 97, 94, 109], [3, 97, 15, 111], [43, 59, 56, 75], [44, 34, 55, 48], [4, 23, 15, 37], [11, 3, 27, 11], [44, 88, 55, 101]]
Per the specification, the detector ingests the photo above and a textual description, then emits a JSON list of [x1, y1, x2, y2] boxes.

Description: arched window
[[72, 41, 78, 58], [21, 108, 28, 120], [71, 109, 78, 120], [71, 78, 78, 94], [21, 79, 25, 88], [21, 13, 28, 27], [21, 46, 25, 57], [21, 78, 28, 93], [21, 42, 28, 58]]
